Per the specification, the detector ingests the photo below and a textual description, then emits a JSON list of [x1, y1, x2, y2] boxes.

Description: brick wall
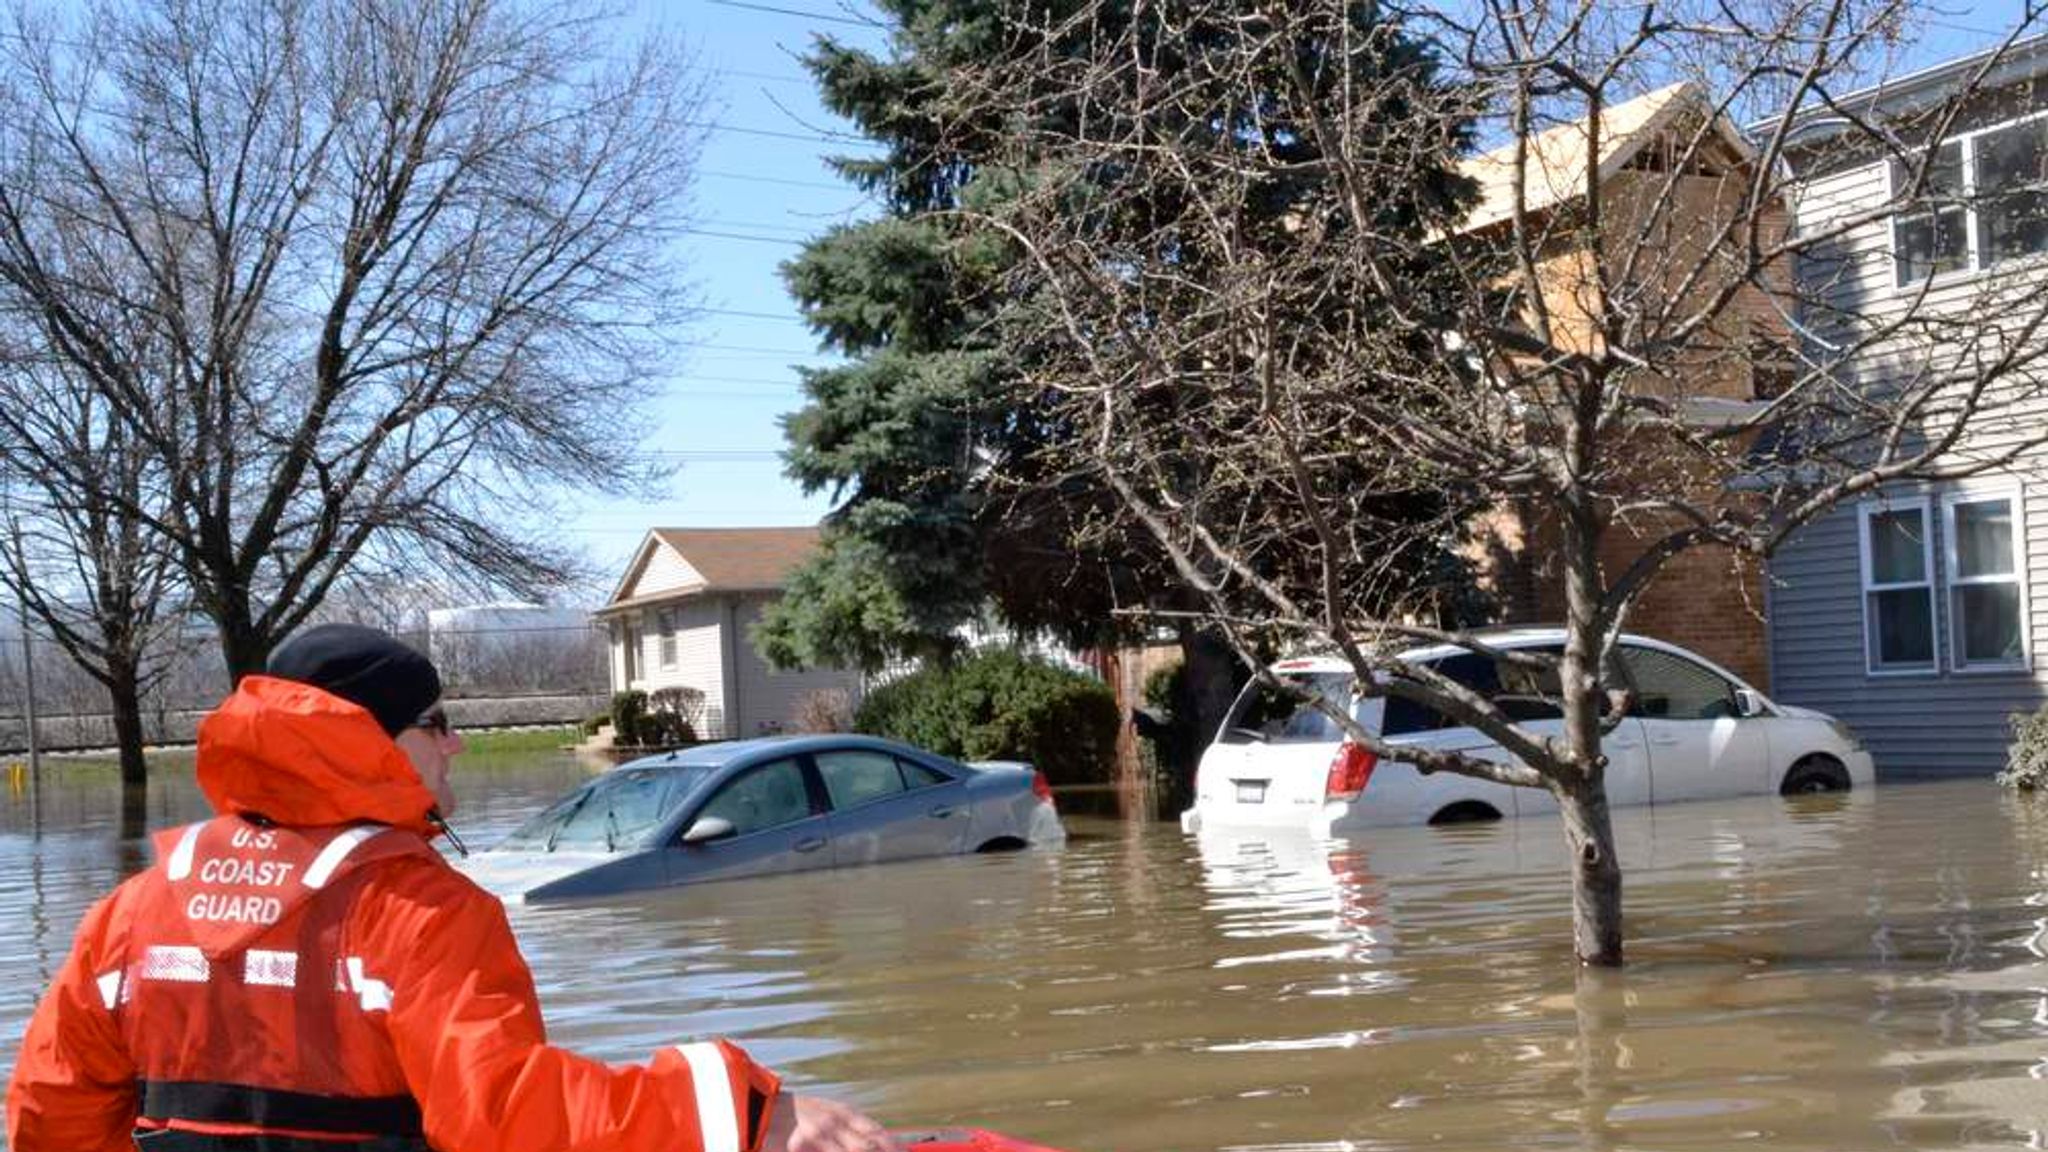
[[1474, 486, 1771, 691]]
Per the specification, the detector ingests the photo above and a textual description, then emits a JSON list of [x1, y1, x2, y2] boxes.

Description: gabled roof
[[600, 526, 821, 614], [1456, 81, 1759, 235], [1764, 32, 2048, 146]]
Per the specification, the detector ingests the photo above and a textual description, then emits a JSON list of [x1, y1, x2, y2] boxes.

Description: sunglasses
[[412, 706, 451, 736]]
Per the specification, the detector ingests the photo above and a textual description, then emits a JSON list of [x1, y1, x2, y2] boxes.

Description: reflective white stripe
[[244, 949, 298, 988], [303, 825, 388, 889], [164, 824, 204, 881], [140, 945, 209, 983], [96, 970, 123, 1010], [345, 957, 393, 1012], [676, 1042, 741, 1152]]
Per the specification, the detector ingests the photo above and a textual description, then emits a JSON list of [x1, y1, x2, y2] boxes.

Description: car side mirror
[[1734, 689, 1767, 718], [681, 815, 736, 845]]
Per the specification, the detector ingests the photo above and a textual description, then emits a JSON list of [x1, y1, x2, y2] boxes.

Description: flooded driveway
[[5, 755, 2048, 1151]]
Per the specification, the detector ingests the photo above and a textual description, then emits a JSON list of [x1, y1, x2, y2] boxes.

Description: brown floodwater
[[4, 753, 2048, 1152]]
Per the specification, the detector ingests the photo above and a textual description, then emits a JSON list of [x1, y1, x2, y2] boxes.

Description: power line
[[697, 169, 850, 191], [691, 342, 833, 356], [679, 227, 804, 246], [697, 306, 805, 321], [713, 68, 817, 87], [698, 218, 818, 237], [679, 374, 811, 387], [705, 0, 884, 28], [683, 119, 869, 145]]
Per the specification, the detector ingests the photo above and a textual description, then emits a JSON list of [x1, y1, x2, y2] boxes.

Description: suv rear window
[[1381, 648, 1565, 734], [1381, 653, 1502, 734], [1220, 672, 1353, 744]]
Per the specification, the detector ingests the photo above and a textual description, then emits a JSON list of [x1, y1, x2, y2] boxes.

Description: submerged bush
[[2000, 704, 2048, 791]]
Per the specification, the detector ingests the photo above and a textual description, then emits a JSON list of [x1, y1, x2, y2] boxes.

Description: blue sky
[[556, 0, 2027, 594], [555, 0, 890, 586]]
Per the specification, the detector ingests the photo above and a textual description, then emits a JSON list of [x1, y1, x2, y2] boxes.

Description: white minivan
[[1180, 629, 1875, 836]]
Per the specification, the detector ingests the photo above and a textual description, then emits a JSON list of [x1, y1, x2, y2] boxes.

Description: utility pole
[[10, 515, 41, 835], [19, 588, 39, 833]]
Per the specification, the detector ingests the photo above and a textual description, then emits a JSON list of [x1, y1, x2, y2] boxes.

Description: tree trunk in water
[[1557, 778, 1623, 966], [107, 667, 148, 789], [103, 660, 150, 841], [1101, 647, 1154, 821]]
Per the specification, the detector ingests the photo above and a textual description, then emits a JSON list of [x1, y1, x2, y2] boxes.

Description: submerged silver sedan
[[461, 734, 1067, 903]]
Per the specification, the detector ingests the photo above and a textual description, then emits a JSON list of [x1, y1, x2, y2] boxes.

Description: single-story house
[[594, 527, 860, 741]]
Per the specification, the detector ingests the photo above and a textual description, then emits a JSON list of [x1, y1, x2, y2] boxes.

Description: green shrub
[[581, 712, 609, 737], [646, 687, 706, 747], [2001, 704, 2048, 791], [855, 649, 1119, 786], [610, 690, 649, 746]]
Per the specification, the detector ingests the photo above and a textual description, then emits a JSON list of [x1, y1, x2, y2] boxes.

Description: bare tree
[[934, 0, 2048, 963], [0, 356, 184, 794], [0, 0, 703, 681]]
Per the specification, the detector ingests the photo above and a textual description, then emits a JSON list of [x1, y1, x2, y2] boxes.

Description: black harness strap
[[138, 1079, 423, 1137], [133, 1129, 428, 1151]]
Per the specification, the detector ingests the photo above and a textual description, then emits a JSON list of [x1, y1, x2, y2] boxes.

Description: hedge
[[854, 649, 1119, 786]]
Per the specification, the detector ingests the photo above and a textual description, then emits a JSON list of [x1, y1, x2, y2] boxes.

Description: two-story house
[[1768, 39, 2048, 774]]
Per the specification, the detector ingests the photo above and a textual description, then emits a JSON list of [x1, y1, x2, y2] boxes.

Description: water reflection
[[8, 763, 2048, 1151]]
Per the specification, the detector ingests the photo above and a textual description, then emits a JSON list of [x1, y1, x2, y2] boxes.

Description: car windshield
[[498, 766, 698, 853], [1219, 672, 1354, 744]]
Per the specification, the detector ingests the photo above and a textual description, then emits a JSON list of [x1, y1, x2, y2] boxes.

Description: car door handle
[[1651, 734, 1683, 747], [928, 805, 955, 818], [794, 836, 827, 853]]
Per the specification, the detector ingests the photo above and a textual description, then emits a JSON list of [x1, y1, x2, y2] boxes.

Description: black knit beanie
[[267, 623, 443, 737]]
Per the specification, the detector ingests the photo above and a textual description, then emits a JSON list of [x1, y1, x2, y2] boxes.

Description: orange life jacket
[[10, 676, 782, 1152], [111, 815, 440, 1148]]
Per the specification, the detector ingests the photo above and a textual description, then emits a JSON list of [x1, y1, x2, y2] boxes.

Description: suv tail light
[[1324, 742, 1377, 802], [1031, 769, 1055, 806]]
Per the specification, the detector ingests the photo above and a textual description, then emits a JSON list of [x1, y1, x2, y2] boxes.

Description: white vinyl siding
[[730, 595, 861, 738], [1773, 98, 2048, 775], [1943, 487, 2031, 672], [1859, 499, 1937, 675], [621, 541, 707, 600]]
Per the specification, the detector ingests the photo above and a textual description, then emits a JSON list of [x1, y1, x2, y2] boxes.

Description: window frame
[[683, 756, 822, 842], [657, 608, 677, 670], [808, 747, 956, 814], [1888, 109, 2048, 291], [1942, 486, 2032, 674], [1858, 497, 1939, 677], [1616, 642, 1742, 721]]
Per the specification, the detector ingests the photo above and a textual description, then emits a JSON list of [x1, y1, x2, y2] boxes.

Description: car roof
[[610, 732, 954, 773], [1266, 629, 1704, 674]]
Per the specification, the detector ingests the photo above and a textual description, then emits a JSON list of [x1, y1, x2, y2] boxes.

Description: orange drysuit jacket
[[6, 675, 782, 1152]]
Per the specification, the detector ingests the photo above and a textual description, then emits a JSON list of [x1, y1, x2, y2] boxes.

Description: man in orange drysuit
[[7, 622, 900, 1152]]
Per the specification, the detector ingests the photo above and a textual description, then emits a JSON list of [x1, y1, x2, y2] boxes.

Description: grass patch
[[460, 726, 580, 756]]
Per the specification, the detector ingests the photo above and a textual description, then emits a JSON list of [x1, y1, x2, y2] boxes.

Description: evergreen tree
[[759, 1, 1482, 700]]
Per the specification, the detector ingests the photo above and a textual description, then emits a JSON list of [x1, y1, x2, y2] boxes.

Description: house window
[[1859, 500, 1936, 673], [658, 609, 677, 669], [1893, 116, 2048, 286], [1975, 119, 2048, 265], [1944, 491, 2028, 670], [1892, 141, 1967, 285]]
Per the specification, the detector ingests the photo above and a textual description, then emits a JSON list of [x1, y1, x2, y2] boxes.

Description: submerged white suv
[[1179, 629, 1875, 836]]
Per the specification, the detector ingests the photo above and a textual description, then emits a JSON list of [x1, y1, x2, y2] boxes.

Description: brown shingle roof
[[598, 526, 823, 616], [650, 526, 820, 592]]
